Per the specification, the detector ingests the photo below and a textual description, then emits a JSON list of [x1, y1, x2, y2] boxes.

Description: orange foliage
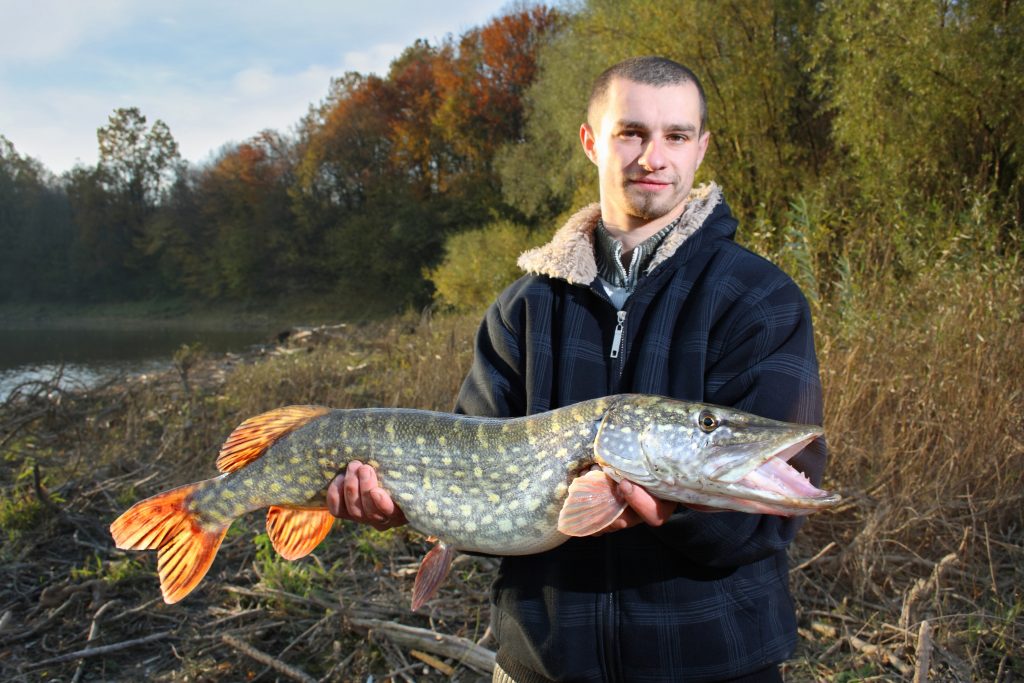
[[296, 6, 562, 202]]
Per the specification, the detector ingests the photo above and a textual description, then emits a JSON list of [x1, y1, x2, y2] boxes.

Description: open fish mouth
[[723, 433, 836, 507]]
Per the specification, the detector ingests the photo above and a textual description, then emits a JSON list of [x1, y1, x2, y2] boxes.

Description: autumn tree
[[191, 132, 298, 298], [292, 6, 562, 311]]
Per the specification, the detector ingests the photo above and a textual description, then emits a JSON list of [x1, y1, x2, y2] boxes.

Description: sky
[[0, 0, 512, 175]]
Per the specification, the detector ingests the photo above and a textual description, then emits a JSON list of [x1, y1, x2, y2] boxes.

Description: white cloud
[[0, 0, 513, 173], [0, 0, 134, 63], [341, 43, 407, 77]]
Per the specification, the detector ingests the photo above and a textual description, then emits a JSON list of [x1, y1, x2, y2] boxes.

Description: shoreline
[[0, 298, 355, 333]]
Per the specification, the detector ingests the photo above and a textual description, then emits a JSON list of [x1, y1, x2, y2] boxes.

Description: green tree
[[812, 0, 1023, 226], [498, 0, 825, 228], [427, 220, 544, 312], [66, 108, 184, 296], [0, 137, 74, 300]]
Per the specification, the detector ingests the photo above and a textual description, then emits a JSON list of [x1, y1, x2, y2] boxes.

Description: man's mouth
[[628, 177, 673, 191]]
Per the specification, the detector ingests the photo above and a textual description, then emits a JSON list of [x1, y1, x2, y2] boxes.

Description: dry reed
[[1, 258, 1020, 680]]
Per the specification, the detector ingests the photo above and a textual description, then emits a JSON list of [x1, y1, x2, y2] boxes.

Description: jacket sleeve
[[650, 279, 828, 568], [454, 297, 527, 418]]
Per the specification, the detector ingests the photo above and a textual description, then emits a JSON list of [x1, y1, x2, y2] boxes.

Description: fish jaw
[[594, 395, 838, 516]]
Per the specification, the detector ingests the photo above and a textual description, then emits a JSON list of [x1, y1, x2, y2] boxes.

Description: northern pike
[[110, 394, 837, 609]]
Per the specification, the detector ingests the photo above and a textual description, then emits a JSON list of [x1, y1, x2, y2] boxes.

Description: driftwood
[[350, 617, 496, 674]]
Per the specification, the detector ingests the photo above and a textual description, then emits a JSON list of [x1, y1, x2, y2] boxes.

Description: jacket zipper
[[609, 310, 626, 359]]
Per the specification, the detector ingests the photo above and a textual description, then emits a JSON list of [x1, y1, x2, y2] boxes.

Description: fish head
[[594, 395, 838, 515]]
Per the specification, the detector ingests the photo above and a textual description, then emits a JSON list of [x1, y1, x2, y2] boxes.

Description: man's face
[[581, 77, 710, 231]]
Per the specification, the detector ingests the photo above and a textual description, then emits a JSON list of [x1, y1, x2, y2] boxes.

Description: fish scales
[[110, 394, 839, 607], [189, 401, 612, 554]]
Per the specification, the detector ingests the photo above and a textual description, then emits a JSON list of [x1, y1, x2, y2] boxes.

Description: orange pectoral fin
[[217, 405, 330, 473], [411, 541, 457, 612], [557, 469, 628, 537], [110, 481, 229, 604], [266, 506, 335, 561]]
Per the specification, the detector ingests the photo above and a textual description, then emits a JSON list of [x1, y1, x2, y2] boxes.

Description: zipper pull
[[610, 310, 627, 359]]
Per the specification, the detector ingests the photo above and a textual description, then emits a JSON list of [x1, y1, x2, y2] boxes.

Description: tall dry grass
[[788, 246, 1023, 677], [1, 242, 1020, 679]]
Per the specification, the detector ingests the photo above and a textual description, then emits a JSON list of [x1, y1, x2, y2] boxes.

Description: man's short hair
[[587, 56, 707, 133]]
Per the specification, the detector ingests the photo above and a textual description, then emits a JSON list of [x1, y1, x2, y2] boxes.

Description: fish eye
[[698, 411, 718, 432]]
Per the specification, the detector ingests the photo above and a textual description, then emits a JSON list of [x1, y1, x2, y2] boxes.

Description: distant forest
[[1, 1, 1020, 315]]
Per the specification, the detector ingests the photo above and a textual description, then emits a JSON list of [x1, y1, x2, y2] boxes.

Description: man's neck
[[600, 204, 687, 254]]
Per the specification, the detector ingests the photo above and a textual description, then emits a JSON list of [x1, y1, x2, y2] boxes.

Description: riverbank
[[1, 297, 1021, 680], [0, 294, 414, 332]]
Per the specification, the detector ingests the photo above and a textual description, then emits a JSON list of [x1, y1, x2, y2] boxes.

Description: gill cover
[[593, 395, 688, 487]]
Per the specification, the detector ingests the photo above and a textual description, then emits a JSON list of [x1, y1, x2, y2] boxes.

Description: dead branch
[[848, 634, 913, 678], [349, 617, 496, 674], [221, 633, 317, 683], [790, 541, 837, 574], [899, 551, 957, 630], [410, 649, 455, 676], [70, 599, 121, 683], [913, 620, 932, 683], [24, 629, 176, 668]]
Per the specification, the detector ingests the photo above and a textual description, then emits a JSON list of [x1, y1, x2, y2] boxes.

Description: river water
[[0, 324, 273, 401]]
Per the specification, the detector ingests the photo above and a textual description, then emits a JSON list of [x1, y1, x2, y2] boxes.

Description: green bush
[[426, 220, 544, 313]]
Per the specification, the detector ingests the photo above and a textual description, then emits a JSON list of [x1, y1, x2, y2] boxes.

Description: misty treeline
[[1, 1, 1020, 315]]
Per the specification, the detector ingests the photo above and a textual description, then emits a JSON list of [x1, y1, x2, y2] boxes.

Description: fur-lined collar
[[517, 183, 722, 285]]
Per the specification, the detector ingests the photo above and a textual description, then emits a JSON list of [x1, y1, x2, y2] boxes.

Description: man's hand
[[326, 460, 407, 531], [595, 479, 678, 535]]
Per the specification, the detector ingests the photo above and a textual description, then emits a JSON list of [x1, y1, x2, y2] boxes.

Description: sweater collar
[[517, 182, 723, 285]]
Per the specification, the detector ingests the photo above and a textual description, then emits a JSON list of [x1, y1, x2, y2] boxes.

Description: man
[[328, 56, 826, 682]]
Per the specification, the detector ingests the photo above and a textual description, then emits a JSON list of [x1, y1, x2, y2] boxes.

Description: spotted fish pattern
[[110, 395, 838, 609]]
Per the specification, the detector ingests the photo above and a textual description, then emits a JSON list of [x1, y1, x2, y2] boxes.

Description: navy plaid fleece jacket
[[454, 184, 827, 683]]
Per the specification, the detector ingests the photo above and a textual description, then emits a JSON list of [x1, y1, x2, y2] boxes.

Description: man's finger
[[356, 463, 385, 522], [369, 487, 397, 519], [326, 474, 344, 518], [618, 480, 676, 527], [343, 460, 366, 519]]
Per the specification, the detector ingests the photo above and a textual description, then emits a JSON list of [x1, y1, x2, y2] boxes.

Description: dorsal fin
[[216, 405, 330, 473]]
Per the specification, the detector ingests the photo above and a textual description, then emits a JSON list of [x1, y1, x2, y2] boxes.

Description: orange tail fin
[[110, 482, 228, 604]]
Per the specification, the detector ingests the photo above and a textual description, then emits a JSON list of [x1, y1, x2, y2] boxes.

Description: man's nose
[[638, 138, 666, 171]]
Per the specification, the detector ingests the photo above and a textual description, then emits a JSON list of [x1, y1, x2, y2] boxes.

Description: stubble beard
[[622, 178, 687, 222]]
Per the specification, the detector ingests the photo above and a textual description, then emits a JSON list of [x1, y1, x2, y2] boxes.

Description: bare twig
[[24, 630, 175, 668], [70, 599, 120, 683], [410, 649, 456, 676], [913, 620, 932, 683], [790, 541, 837, 574], [221, 633, 317, 683], [900, 552, 957, 630], [848, 635, 913, 678]]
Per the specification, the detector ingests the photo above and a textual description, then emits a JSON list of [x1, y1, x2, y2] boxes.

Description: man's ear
[[695, 130, 711, 170], [580, 123, 599, 165]]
